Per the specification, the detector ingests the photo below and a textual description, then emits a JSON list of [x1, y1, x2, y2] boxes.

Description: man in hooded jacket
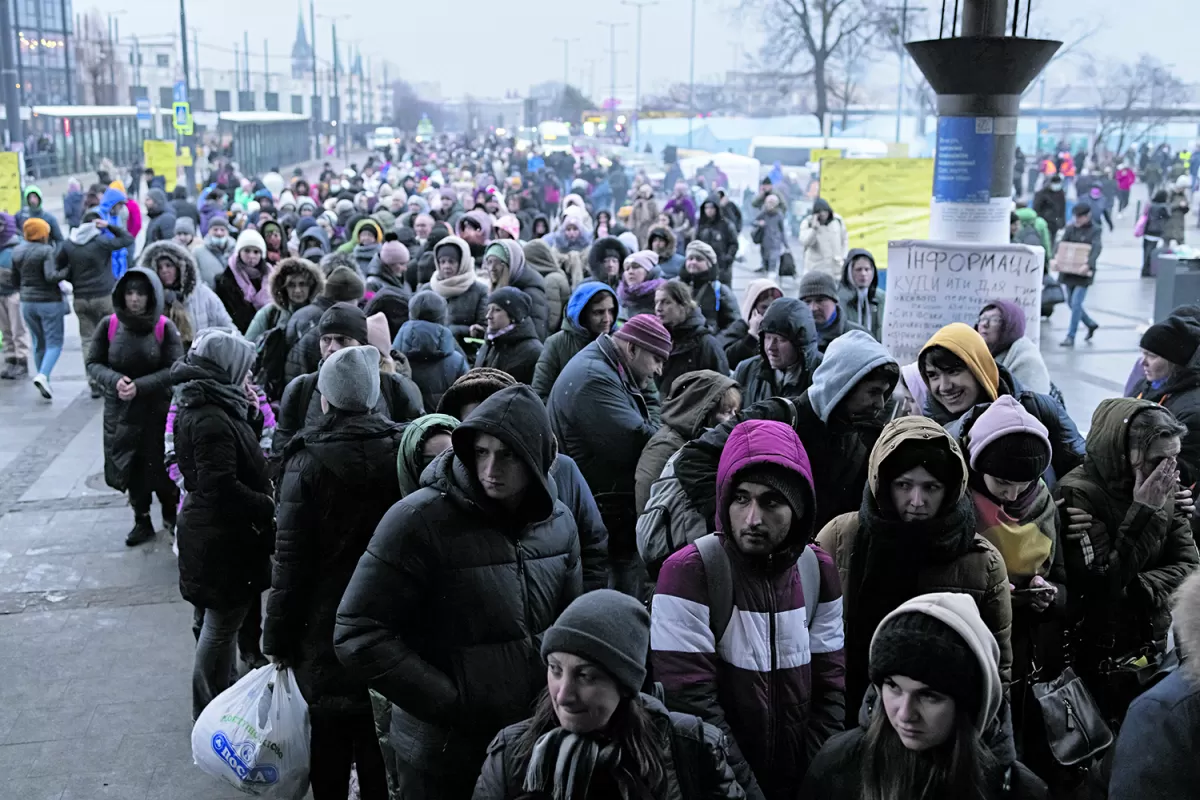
[[143, 187, 177, 245], [733, 298, 823, 407], [334, 385, 582, 800]]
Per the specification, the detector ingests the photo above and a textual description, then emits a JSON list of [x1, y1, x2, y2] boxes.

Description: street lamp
[[688, 0, 696, 148], [622, 0, 657, 149], [316, 11, 349, 158]]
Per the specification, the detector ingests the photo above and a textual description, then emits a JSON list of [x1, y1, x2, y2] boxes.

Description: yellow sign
[[819, 158, 934, 271], [0, 152, 21, 214], [142, 139, 178, 192], [812, 148, 841, 162], [178, 146, 193, 167]]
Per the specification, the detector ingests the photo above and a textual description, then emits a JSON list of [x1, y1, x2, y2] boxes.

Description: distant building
[[11, 0, 75, 105]]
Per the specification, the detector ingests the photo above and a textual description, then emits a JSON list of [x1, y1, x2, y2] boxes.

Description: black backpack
[[254, 307, 288, 402]]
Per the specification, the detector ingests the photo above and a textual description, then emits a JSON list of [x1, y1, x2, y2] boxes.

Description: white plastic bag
[[191, 664, 310, 798]]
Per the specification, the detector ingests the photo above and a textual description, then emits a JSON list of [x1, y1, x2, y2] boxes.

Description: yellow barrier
[[142, 140, 178, 192], [819, 158, 933, 270], [0, 152, 20, 215]]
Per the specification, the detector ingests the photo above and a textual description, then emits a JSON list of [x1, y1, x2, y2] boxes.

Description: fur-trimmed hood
[[269, 257, 325, 309], [139, 239, 198, 301]]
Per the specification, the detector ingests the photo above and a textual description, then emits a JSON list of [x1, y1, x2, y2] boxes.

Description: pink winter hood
[[715, 419, 817, 547]]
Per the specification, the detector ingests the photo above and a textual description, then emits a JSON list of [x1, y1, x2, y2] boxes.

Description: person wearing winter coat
[[837, 249, 886, 342], [198, 189, 226, 236], [815, 416, 1012, 719], [634, 369, 739, 515], [586, 234, 631, 290], [364, 240, 412, 299], [1054, 399, 1200, 722], [549, 316, 670, 596], [282, 264, 366, 386], [12, 217, 68, 397], [680, 240, 739, 334], [57, 211, 135, 360], [62, 177, 84, 230], [976, 300, 1051, 395], [142, 187, 177, 246], [214, 229, 273, 334], [651, 419, 845, 800], [95, 185, 133, 280], [475, 287, 543, 385], [695, 199, 739, 285], [474, 590, 747, 800], [641, 331, 897, 580], [85, 267, 185, 546], [653, 279, 729, 397], [1141, 189, 1173, 277], [422, 235, 487, 352], [542, 216, 594, 259], [484, 239, 550, 341], [17, 184, 63, 245], [170, 185, 200, 226], [648, 224, 685, 278], [801, 594, 1047, 800], [717, 278, 782, 368], [1032, 175, 1066, 240], [191, 215, 235, 289], [1055, 204, 1103, 346], [798, 271, 867, 353], [263, 345, 402, 800], [522, 239, 571, 333], [0, 212, 28, 380], [1109, 570, 1200, 800], [394, 290, 470, 413], [334, 385, 582, 800], [531, 282, 617, 402], [141, 240, 233, 351], [243, 257, 325, 345], [395, 413, 458, 498], [1131, 314, 1200, 484], [753, 194, 789, 274], [630, 183, 660, 247], [1163, 175, 1191, 245], [733, 298, 823, 407], [920, 323, 1084, 482], [340, 217, 384, 276], [258, 219, 286, 269], [171, 330, 275, 721], [617, 249, 666, 323]]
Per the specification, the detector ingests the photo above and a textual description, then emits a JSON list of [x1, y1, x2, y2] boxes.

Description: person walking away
[[475, 287, 543, 385], [12, 217, 67, 398], [753, 195, 788, 275], [651, 419, 845, 800], [0, 212, 30, 380], [630, 183, 659, 247], [85, 267, 184, 545], [976, 300, 1051, 395], [798, 199, 848, 278], [1054, 399, 1200, 724], [1130, 313, 1200, 485], [1115, 163, 1136, 215], [474, 590, 747, 800], [1164, 175, 1192, 246], [531, 282, 617, 402], [801, 593, 1048, 799], [335, 385, 582, 800], [394, 290, 470, 412], [142, 240, 234, 350], [653, 279, 728, 397], [215, 229, 273, 333], [171, 331, 275, 720], [17, 185, 63, 245], [62, 177, 84, 231], [799, 271, 867, 353], [837, 249, 886, 342], [680, 240, 740, 334], [264, 345, 402, 800], [1140, 189, 1173, 277], [1012, 204, 1053, 270], [1056, 204, 1102, 347]]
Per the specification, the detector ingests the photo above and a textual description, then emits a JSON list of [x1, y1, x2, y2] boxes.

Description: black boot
[[125, 514, 156, 546]]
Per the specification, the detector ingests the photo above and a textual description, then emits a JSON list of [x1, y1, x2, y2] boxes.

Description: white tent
[[677, 152, 763, 196]]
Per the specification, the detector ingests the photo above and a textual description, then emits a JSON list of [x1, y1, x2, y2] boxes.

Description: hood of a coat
[[980, 299, 1026, 354], [396, 319, 458, 361], [758, 298, 821, 374], [146, 188, 169, 217], [840, 248, 878, 294], [350, 217, 384, 245], [808, 329, 899, 424], [566, 282, 617, 331], [522, 239, 562, 277], [1081, 397, 1162, 493], [646, 224, 677, 254], [303, 414, 403, 485], [870, 592, 1004, 731], [139, 240, 198, 301], [112, 266, 165, 329], [867, 416, 968, 502], [268, 257, 325, 309], [447, 384, 557, 521], [661, 368, 738, 440], [69, 223, 103, 245], [586, 235, 630, 281], [433, 235, 474, 277], [457, 209, 493, 241], [259, 219, 284, 247], [919, 322, 1001, 405], [812, 197, 834, 221], [715, 419, 817, 549], [99, 186, 127, 218], [397, 413, 460, 496], [490, 238, 529, 284], [299, 225, 331, 255], [667, 306, 710, 348], [740, 278, 781, 321]]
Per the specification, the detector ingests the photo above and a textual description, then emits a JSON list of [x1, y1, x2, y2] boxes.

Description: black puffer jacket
[[695, 199, 739, 278], [474, 693, 746, 800], [659, 307, 729, 398], [732, 299, 823, 407], [10, 239, 65, 303], [264, 413, 404, 711], [85, 268, 184, 492], [172, 360, 275, 610], [273, 369, 423, 455], [679, 263, 739, 335], [475, 317, 544, 385], [144, 188, 177, 245], [335, 385, 581, 779]]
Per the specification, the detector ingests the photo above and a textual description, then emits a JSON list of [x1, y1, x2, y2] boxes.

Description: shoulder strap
[[695, 534, 734, 646], [778, 396, 799, 428], [154, 315, 167, 343], [799, 545, 820, 629], [712, 280, 721, 311], [107, 314, 118, 342]]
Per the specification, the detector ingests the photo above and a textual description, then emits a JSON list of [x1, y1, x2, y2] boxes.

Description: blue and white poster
[[933, 116, 994, 204]]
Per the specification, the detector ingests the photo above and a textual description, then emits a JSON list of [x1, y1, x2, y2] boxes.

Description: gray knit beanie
[[541, 589, 650, 696], [317, 345, 380, 412]]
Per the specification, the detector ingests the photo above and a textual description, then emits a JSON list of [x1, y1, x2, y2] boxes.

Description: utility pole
[[132, 34, 140, 90], [552, 37, 578, 101], [243, 31, 250, 94], [688, 0, 696, 147], [107, 16, 116, 103], [233, 42, 240, 105], [310, 0, 319, 158], [331, 21, 340, 157], [179, 0, 196, 193], [60, 0, 72, 103], [263, 39, 269, 95], [193, 30, 200, 90], [622, 0, 657, 149], [887, 0, 925, 143], [0, 0, 22, 147], [597, 23, 628, 135]]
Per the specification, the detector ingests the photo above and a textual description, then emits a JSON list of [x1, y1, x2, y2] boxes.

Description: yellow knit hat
[[918, 322, 1000, 401], [22, 217, 50, 242]]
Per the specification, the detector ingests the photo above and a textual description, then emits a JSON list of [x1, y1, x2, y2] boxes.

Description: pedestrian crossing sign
[[172, 102, 193, 135]]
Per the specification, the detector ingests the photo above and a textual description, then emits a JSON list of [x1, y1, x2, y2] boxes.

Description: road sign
[[172, 102, 193, 135], [136, 97, 152, 131], [173, 81, 188, 103]]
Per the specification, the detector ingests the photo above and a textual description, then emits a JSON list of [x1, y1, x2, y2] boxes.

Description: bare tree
[[741, 0, 876, 129], [826, 26, 871, 128], [74, 10, 124, 104], [1083, 55, 1190, 154]]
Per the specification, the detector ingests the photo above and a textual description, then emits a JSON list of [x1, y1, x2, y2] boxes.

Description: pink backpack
[[108, 314, 167, 343]]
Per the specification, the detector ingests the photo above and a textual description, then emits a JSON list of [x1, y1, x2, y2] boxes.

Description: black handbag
[[778, 251, 797, 277], [751, 224, 764, 245], [1031, 666, 1114, 766]]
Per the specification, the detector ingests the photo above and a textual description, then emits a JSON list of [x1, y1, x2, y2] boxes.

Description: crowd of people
[[1, 131, 1200, 800]]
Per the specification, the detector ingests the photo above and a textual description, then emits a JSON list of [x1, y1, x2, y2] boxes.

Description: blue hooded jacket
[[98, 187, 130, 279]]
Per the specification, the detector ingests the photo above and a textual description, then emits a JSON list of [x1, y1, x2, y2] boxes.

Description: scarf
[[486, 323, 516, 341], [617, 277, 665, 308], [355, 242, 381, 264], [176, 377, 249, 420], [430, 269, 479, 298], [522, 728, 623, 800], [970, 480, 1056, 582], [855, 288, 873, 332], [229, 259, 273, 309]]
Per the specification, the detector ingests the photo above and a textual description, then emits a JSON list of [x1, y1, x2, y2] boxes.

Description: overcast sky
[[84, 0, 1198, 102]]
